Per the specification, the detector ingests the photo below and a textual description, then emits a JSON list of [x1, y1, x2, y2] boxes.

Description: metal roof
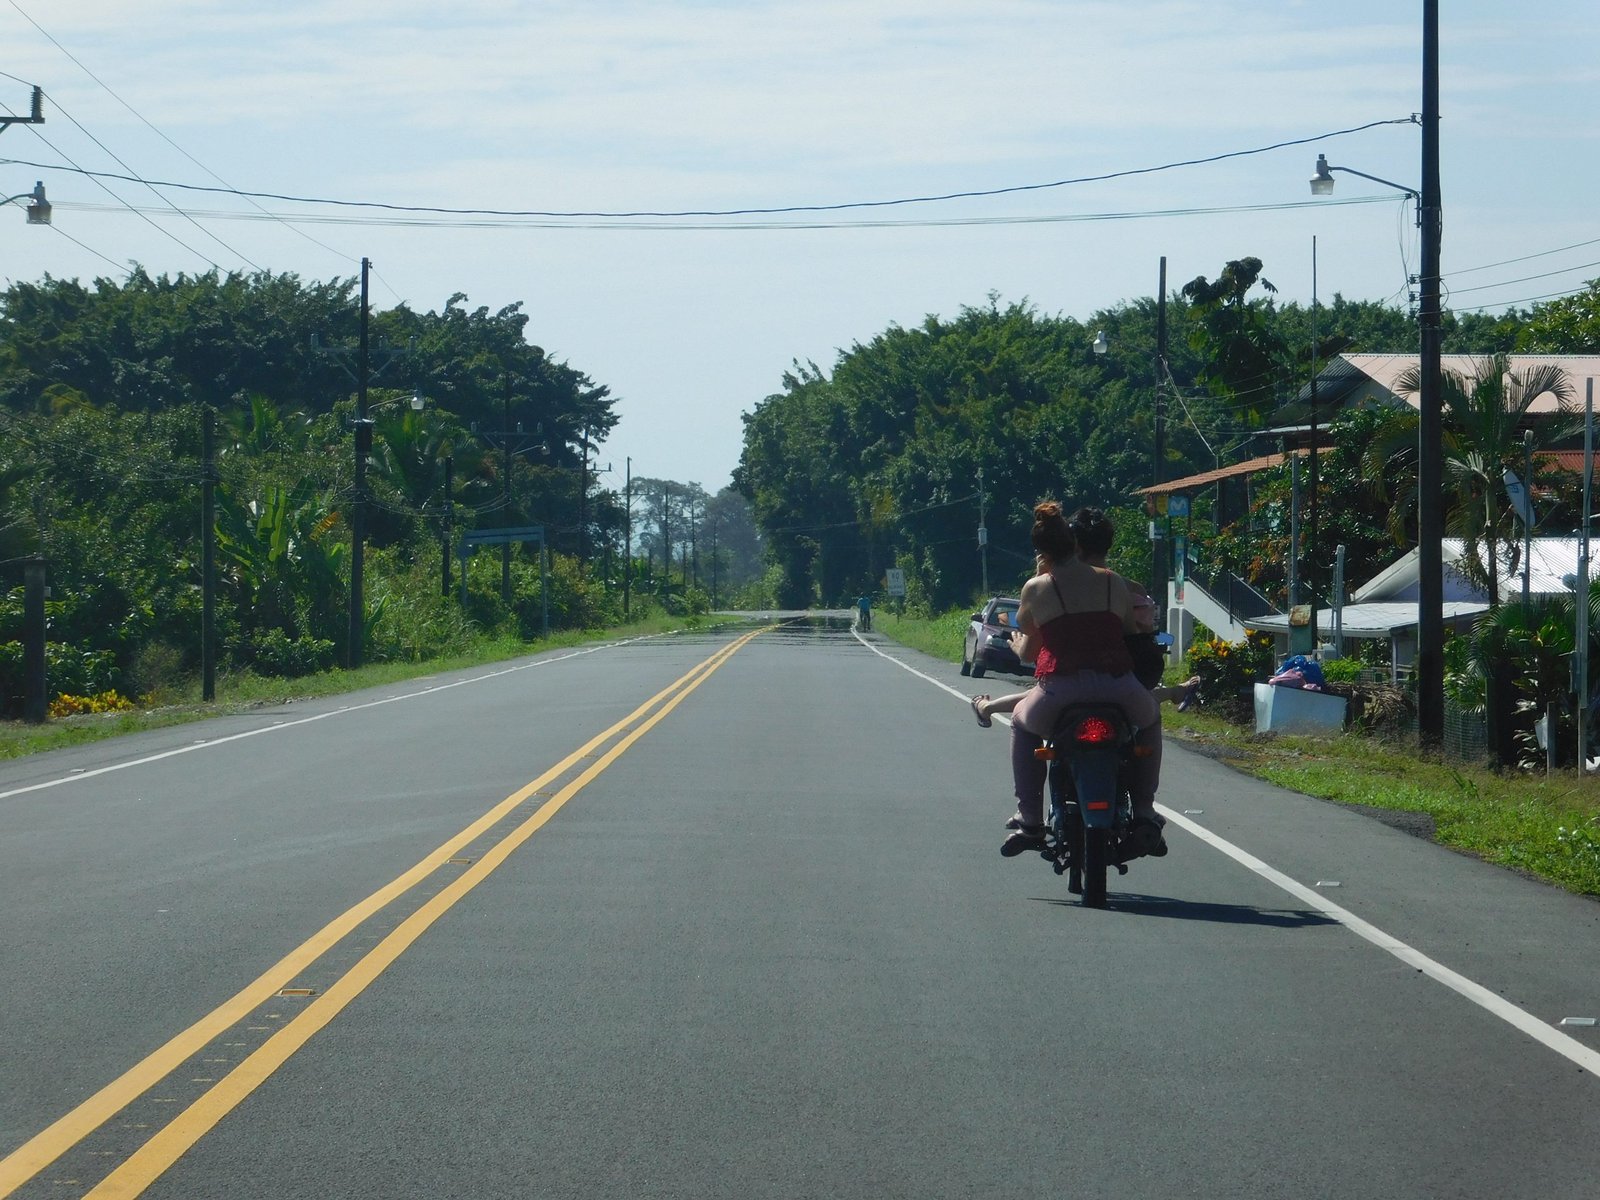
[[1137, 449, 1309, 497], [1245, 600, 1488, 638], [1295, 353, 1600, 413]]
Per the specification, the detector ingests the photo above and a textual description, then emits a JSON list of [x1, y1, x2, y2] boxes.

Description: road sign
[[885, 569, 906, 598]]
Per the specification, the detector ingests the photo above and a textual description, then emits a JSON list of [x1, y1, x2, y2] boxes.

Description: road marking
[[0, 627, 767, 1199], [0, 634, 673, 803], [854, 627, 1600, 1081]]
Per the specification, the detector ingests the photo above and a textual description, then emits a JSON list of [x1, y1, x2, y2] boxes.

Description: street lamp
[[1308, 154, 1418, 208], [1092, 329, 1109, 355], [2, 181, 50, 224], [1307, 2, 1441, 745]]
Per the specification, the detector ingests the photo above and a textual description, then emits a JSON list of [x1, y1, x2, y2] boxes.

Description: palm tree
[[1364, 354, 1578, 606]]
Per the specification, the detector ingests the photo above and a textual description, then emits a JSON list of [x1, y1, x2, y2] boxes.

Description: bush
[[50, 690, 135, 718], [1320, 656, 1364, 684], [124, 639, 190, 702], [242, 629, 336, 677], [1185, 631, 1276, 722]]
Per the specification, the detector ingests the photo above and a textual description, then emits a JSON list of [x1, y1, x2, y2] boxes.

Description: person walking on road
[[856, 593, 873, 632]]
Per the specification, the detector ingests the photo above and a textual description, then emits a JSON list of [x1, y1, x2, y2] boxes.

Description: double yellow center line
[[0, 626, 767, 1199]]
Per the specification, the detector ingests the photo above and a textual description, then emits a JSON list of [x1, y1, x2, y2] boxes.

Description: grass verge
[[0, 613, 748, 760], [882, 606, 1600, 898]]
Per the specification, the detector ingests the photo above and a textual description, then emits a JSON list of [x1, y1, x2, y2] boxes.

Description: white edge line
[[853, 627, 1600, 1080], [0, 634, 665, 803]]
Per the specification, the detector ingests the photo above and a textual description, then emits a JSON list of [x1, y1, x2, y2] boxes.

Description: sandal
[[1176, 679, 1202, 712], [1001, 823, 1047, 857], [970, 695, 992, 728]]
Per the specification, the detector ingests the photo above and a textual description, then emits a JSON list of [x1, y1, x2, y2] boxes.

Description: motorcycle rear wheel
[[1060, 803, 1085, 895], [1082, 828, 1109, 908]]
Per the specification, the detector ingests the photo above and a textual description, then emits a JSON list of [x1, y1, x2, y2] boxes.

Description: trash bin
[[1253, 682, 1347, 735]]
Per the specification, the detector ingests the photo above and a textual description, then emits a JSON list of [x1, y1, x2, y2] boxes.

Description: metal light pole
[[1307, 2, 1442, 742]]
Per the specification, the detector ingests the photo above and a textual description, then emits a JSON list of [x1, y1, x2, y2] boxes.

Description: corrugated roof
[[1137, 449, 1309, 496], [1298, 354, 1600, 414], [1245, 600, 1488, 638]]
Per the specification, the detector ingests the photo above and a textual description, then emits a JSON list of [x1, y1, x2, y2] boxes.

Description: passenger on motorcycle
[[1001, 501, 1164, 858]]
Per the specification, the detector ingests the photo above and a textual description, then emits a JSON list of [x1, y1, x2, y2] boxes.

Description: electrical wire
[[3, 11, 359, 273], [0, 101, 220, 269], [0, 116, 1417, 219], [36, 91, 263, 270], [38, 193, 1395, 231], [1444, 258, 1600, 298]]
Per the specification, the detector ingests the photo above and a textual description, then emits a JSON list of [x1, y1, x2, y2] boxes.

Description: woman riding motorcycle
[[1001, 501, 1164, 857]]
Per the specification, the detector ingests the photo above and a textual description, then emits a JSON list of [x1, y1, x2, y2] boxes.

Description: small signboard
[[885, 569, 906, 598], [1167, 494, 1191, 518]]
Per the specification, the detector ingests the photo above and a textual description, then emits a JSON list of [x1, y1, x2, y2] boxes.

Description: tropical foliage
[[0, 269, 763, 714]]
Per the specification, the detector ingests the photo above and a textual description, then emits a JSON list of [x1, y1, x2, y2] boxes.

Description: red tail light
[[1073, 716, 1118, 745]]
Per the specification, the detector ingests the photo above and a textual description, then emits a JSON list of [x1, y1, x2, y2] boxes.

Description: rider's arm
[[1105, 572, 1140, 634], [1016, 575, 1045, 640]]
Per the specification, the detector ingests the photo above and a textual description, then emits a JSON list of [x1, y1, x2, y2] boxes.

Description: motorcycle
[[1035, 703, 1166, 907]]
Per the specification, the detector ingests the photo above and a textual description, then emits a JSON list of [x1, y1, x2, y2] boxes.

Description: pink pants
[[1010, 671, 1161, 827]]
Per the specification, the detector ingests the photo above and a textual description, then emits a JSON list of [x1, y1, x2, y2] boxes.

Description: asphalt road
[[1, 615, 1598, 1199]]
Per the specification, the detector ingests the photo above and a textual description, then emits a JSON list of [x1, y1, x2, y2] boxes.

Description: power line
[[4, 6, 360, 272], [41, 194, 1393, 232], [1, 117, 1416, 219], [34, 92, 263, 270], [0, 102, 220, 269]]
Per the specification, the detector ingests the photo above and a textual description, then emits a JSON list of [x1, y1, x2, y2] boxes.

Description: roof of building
[[1244, 600, 1488, 638], [1137, 449, 1309, 497], [1352, 537, 1582, 603], [1297, 353, 1600, 413]]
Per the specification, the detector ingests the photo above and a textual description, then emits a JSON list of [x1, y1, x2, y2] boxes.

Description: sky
[[2, 2, 1598, 494]]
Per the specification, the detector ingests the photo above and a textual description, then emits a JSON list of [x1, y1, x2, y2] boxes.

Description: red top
[[1033, 610, 1133, 678]]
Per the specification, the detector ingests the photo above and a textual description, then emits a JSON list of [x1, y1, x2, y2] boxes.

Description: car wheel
[[959, 656, 972, 676], [971, 657, 987, 679]]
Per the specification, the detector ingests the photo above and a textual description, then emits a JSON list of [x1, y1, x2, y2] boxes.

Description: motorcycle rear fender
[[1067, 750, 1123, 828]]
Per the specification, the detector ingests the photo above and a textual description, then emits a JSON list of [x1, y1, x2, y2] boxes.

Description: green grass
[[882, 606, 1600, 898], [876, 608, 971, 664], [0, 613, 744, 760]]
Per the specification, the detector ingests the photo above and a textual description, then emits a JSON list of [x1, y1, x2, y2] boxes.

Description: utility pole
[[502, 377, 513, 602], [977, 466, 988, 596], [581, 430, 593, 578], [1580, 380, 1593, 771], [1416, 0, 1445, 746], [623, 457, 632, 618], [1153, 255, 1169, 630], [710, 513, 720, 609], [1308, 235, 1320, 646], [201, 406, 217, 701], [348, 256, 371, 668], [442, 454, 454, 598], [0, 86, 44, 137], [689, 493, 699, 589], [311, 256, 404, 668]]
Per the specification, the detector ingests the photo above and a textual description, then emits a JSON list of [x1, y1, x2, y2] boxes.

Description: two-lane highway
[[2, 616, 1598, 1198]]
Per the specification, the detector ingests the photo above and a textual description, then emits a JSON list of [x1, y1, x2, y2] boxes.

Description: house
[[1293, 353, 1600, 416], [1244, 537, 1583, 682]]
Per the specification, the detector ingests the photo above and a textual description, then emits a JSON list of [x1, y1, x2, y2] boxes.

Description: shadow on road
[[1033, 892, 1339, 928]]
